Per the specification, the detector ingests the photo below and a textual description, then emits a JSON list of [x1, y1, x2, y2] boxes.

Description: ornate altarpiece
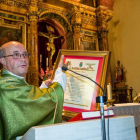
[[0, 0, 113, 86]]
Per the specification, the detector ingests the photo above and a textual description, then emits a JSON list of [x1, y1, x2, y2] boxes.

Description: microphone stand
[[63, 67, 107, 140], [96, 96, 107, 140]]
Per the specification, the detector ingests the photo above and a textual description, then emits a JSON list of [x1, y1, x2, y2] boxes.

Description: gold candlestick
[[107, 99, 115, 107]]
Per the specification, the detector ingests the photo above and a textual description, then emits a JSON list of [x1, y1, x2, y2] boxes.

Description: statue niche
[[38, 22, 63, 72], [39, 26, 62, 59], [39, 31, 62, 59]]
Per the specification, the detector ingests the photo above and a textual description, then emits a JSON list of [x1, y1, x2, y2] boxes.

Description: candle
[[40, 54, 42, 63], [107, 83, 112, 100], [79, 38, 80, 49], [46, 58, 48, 67]]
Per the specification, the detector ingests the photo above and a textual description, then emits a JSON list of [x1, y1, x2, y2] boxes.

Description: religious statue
[[115, 60, 125, 81], [39, 32, 62, 59]]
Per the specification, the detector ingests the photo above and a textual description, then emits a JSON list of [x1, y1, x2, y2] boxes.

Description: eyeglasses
[[3, 53, 31, 59]]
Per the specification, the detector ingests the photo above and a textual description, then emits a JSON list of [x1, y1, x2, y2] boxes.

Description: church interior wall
[[108, 0, 140, 97]]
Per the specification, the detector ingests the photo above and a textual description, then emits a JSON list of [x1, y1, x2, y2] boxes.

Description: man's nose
[[20, 54, 26, 59]]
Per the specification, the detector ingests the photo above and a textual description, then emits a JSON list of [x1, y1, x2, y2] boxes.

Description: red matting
[[63, 55, 103, 112]]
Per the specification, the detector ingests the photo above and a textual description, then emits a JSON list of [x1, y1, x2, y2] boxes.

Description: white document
[[64, 58, 99, 110]]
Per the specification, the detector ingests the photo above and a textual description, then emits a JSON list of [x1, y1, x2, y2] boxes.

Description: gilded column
[[28, 0, 39, 86], [72, 6, 82, 50], [73, 23, 81, 50], [96, 6, 113, 84], [96, 6, 113, 51], [99, 30, 109, 51]]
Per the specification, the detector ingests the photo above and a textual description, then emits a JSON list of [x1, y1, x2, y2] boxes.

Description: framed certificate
[[52, 50, 110, 113]]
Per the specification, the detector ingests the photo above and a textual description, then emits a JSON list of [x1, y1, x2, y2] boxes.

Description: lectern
[[19, 116, 136, 140]]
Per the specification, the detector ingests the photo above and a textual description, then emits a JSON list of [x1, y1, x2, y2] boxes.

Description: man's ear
[[0, 58, 6, 66]]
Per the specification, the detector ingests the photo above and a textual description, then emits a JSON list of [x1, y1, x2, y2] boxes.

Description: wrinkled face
[[2, 42, 29, 77]]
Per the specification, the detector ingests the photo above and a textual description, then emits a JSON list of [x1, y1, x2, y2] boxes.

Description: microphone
[[62, 66, 106, 97], [62, 66, 107, 140], [62, 66, 68, 71]]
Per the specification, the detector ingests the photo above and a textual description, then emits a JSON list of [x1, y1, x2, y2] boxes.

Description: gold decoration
[[27, 0, 39, 86], [107, 99, 115, 107], [0, 0, 30, 9], [73, 23, 81, 50], [39, 32, 62, 59], [96, 6, 113, 84], [0, 0, 114, 87], [0, 3, 28, 14]]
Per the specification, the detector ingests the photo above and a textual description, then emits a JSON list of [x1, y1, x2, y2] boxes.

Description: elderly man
[[0, 41, 66, 140]]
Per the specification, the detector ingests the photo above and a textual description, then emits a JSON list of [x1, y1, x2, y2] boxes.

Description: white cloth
[[7, 70, 24, 79], [40, 67, 66, 91], [7, 67, 66, 91], [106, 103, 140, 127]]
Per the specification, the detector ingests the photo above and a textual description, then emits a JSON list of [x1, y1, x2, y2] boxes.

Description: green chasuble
[[0, 69, 64, 140]]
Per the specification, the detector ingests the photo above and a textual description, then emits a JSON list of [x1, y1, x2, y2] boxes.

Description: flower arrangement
[[39, 67, 53, 81]]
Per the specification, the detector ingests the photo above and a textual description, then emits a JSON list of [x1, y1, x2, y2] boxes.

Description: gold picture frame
[[0, 10, 27, 71], [52, 50, 110, 120], [0, 10, 27, 47], [81, 33, 99, 51]]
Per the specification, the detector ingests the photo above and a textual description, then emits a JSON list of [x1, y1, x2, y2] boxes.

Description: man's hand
[[58, 55, 64, 68], [58, 55, 70, 69], [44, 79, 52, 87]]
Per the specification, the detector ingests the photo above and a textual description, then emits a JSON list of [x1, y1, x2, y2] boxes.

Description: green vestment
[[0, 69, 64, 140]]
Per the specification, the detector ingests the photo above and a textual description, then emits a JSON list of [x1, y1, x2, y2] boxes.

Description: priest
[[0, 41, 66, 140]]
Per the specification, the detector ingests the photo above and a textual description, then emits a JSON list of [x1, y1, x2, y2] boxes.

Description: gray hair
[[0, 47, 5, 58]]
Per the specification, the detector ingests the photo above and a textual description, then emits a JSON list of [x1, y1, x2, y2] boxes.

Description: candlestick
[[107, 83, 112, 100], [79, 38, 80, 49], [46, 58, 48, 67], [40, 54, 42, 63]]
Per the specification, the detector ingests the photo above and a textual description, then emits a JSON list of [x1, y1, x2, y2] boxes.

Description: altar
[[19, 115, 136, 140], [105, 103, 140, 139]]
